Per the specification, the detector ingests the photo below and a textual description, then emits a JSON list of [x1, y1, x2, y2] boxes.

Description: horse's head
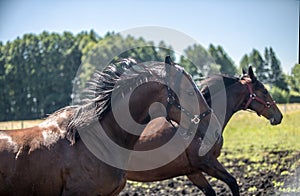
[[241, 66, 283, 125], [164, 56, 212, 131]]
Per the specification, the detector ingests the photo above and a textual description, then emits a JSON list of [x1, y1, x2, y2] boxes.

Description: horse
[[0, 57, 211, 195], [126, 66, 283, 196]]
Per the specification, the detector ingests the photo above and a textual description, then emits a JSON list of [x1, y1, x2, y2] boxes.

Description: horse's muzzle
[[270, 113, 283, 125]]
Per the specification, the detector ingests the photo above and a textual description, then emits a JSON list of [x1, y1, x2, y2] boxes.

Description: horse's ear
[[248, 66, 257, 82], [165, 55, 173, 65], [242, 68, 247, 75]]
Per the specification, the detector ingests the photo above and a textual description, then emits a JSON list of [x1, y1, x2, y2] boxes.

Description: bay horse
[[0, 58, 211, 195], [126, 66, 283, 195]]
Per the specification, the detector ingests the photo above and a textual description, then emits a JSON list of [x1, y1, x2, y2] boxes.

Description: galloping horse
[[126, 66, 283, 195], [0, 58, 211, 195]]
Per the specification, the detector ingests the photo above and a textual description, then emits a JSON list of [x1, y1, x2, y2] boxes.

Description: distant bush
[[269, 86, 289, 103], [289, 91, 300, 103], [290, 96, 300, 103]]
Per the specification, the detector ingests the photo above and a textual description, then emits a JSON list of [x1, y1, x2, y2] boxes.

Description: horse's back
[[0, 134, 67, 195], [0, 130, 126, 195], [0, 105, 128, 195]]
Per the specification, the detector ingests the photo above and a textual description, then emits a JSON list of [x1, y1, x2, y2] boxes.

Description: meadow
[[122, 104, 300, 195], [219, 104, 300, 195], [1, 104, 299, 195]]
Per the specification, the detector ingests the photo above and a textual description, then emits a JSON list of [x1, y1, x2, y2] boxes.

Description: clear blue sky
[[0, 0, 298, 73]]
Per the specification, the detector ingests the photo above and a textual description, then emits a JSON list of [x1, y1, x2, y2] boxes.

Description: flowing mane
[[66, 58, 170, 143]]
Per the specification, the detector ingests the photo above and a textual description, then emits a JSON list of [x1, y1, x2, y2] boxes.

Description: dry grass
[[0, 119, 44, 130]]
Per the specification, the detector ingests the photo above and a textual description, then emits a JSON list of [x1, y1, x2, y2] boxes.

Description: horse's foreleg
[[187, 172, 216, 196], [201, 159, 239, 196], [108, 177, 126, 196]]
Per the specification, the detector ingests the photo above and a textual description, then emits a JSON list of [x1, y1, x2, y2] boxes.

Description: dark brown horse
[[0, 58, 211, 195], [126, 66, 283, 195]]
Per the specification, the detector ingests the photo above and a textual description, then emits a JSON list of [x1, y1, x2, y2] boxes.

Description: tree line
[[0, 30, 299, 121]]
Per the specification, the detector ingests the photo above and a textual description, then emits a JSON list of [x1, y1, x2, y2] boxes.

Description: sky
[[0, 0, 298, 73]]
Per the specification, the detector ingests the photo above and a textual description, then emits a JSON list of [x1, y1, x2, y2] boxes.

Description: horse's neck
[[99, 111, 138, 149], [100, 86, 163, 149], [128, 84, 165, 124], [220, 82, 247, 129]]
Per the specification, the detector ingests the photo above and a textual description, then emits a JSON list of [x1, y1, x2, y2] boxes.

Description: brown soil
[[120, 150, 300, 195]]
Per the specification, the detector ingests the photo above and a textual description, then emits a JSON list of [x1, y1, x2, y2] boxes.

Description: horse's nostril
[[270, 115, 282, 125]]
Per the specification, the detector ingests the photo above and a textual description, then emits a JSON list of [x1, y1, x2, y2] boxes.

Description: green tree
[[157, 41, 176, 62], [179, 44, 214, 77], [3, 37, 28, 120], [239, 54, 249, 71], [0, 31, 82, 120], [77, 30, 100, 62], [0, 41, 10, 120], [290, 64, 300, 92], [265, 47, 288, 91], [73, 33, 175, 103], [36, 31, 81, 115], [208, 44, 237, 75], [248, 49, 268, 83]]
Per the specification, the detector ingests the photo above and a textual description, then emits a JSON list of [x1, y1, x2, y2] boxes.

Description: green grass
[[220, 104, 300, 193], [223, 108, 300, 152], [220, 104, 300, 166]]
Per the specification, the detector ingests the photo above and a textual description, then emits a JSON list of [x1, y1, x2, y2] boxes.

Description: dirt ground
[[120, 150, 300, 195]]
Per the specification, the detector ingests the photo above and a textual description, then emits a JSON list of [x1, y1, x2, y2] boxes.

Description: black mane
[[66, 58, 168, 143]]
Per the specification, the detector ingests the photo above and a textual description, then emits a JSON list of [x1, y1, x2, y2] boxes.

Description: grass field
[[223, 104, 300, 151], [220, 104, 300, 194], [1, 104, 300, 194], [0, 119, 44, 130]]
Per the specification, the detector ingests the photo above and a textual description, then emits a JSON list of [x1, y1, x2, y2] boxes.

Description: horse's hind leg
[[200, 159, 240, 196], [187, 172, 216, 196]]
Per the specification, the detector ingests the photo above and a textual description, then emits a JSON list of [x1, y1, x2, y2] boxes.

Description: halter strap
[[163, 56, 218, 138], [165, 66, 183, 122], [244, 82, 276, 116], [166, 66, 212, 125], [164, 65, 212, 126]]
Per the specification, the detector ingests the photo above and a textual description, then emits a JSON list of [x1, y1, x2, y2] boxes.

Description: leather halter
[[165, 67, 212, 127], [166, 90, 212, 125], [243, 82, 276, 116]]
